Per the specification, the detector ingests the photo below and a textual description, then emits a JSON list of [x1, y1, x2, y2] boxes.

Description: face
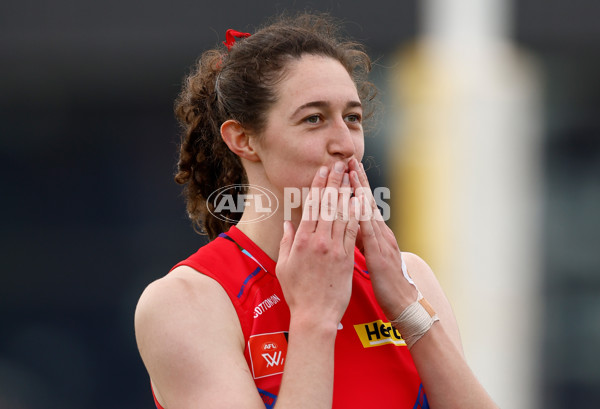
[[253, 54, 365, 194]]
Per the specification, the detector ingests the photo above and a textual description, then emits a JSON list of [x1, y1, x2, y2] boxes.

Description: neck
[[235, 199, 302, 262], [235, 160, 303, 261]]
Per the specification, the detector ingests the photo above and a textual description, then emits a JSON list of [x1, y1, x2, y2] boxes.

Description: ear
[[220, 120, 260, 162]]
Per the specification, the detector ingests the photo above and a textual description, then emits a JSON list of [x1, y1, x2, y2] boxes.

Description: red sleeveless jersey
[[153, 226, 429, 409]]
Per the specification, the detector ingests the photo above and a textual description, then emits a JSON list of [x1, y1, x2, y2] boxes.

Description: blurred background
[[1, 0, 599, 408]]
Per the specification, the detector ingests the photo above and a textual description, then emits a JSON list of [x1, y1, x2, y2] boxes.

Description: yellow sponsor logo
[[354, 320, 407, 348]]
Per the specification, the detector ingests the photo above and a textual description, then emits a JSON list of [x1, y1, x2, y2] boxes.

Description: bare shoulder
[[134, 266, 264, 408], [402, 252, 465, 355], [135, 265, 242, 345], [135, 265, 237, 333], [135, 266, 239, 344]]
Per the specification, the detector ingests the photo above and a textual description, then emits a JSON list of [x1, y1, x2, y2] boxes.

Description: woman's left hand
[[348, 158, 418, 320]]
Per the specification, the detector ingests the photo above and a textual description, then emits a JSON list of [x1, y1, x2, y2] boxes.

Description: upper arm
[[134, 266, 265, 409], [402, 252, 465, 356]]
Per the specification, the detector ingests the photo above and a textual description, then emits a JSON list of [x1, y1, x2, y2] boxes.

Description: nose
[[327, 118, 357, 159]]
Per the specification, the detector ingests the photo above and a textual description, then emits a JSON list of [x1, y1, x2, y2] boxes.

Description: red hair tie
[[223, 29, 251, 51]]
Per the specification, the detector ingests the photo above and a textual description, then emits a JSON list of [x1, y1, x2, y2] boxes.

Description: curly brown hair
[[174, 12, 377, 240]]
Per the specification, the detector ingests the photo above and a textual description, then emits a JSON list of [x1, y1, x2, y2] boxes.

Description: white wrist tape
[[391, 254, 440, 349]]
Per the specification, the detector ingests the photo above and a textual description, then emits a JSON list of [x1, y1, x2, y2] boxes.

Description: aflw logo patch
[[354, 320, 407, 348], [248, 332, 288, 379]]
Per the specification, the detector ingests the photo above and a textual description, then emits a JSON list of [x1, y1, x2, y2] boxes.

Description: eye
[[304, 114, 322, 124], [345, 113, 362, 124]]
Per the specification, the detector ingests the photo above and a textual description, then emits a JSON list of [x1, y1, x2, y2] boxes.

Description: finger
[[360, 188, 386, 241], [327, 161, 347, 188], [349, 168, 375, 211], [349, 170, 372, 225], [379, 221, 401, 251], [358, 196, 381, 255], [350, 161, 385, 226], [332, 173, 353, 239], [372, 206, 389, 232], [369, 206, 386, 241], [349, 158, 371, 192], [359, 165, 378, 211], [316, 161, 347, 233], [277, 220, 296, 265], [349, 159, 389, 247], [343, 196, 360, 254], [297, 166, 329, 234], [357, 161, 372, 189]]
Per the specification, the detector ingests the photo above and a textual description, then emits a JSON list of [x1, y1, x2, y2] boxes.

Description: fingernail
[[342, 173, 349, 186], [352, 171, 359, 182], [334, 161, 344, 173], [319, 166, 328, 177]]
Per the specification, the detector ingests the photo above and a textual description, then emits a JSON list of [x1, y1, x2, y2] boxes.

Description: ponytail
[[174, 50, 246, 240]]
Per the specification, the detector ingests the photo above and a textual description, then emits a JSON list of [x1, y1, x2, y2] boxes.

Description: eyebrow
[[291, 100, 362, 118]]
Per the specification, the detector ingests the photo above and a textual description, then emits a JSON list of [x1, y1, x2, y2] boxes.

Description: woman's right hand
[[276, 161, 360, 327]]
